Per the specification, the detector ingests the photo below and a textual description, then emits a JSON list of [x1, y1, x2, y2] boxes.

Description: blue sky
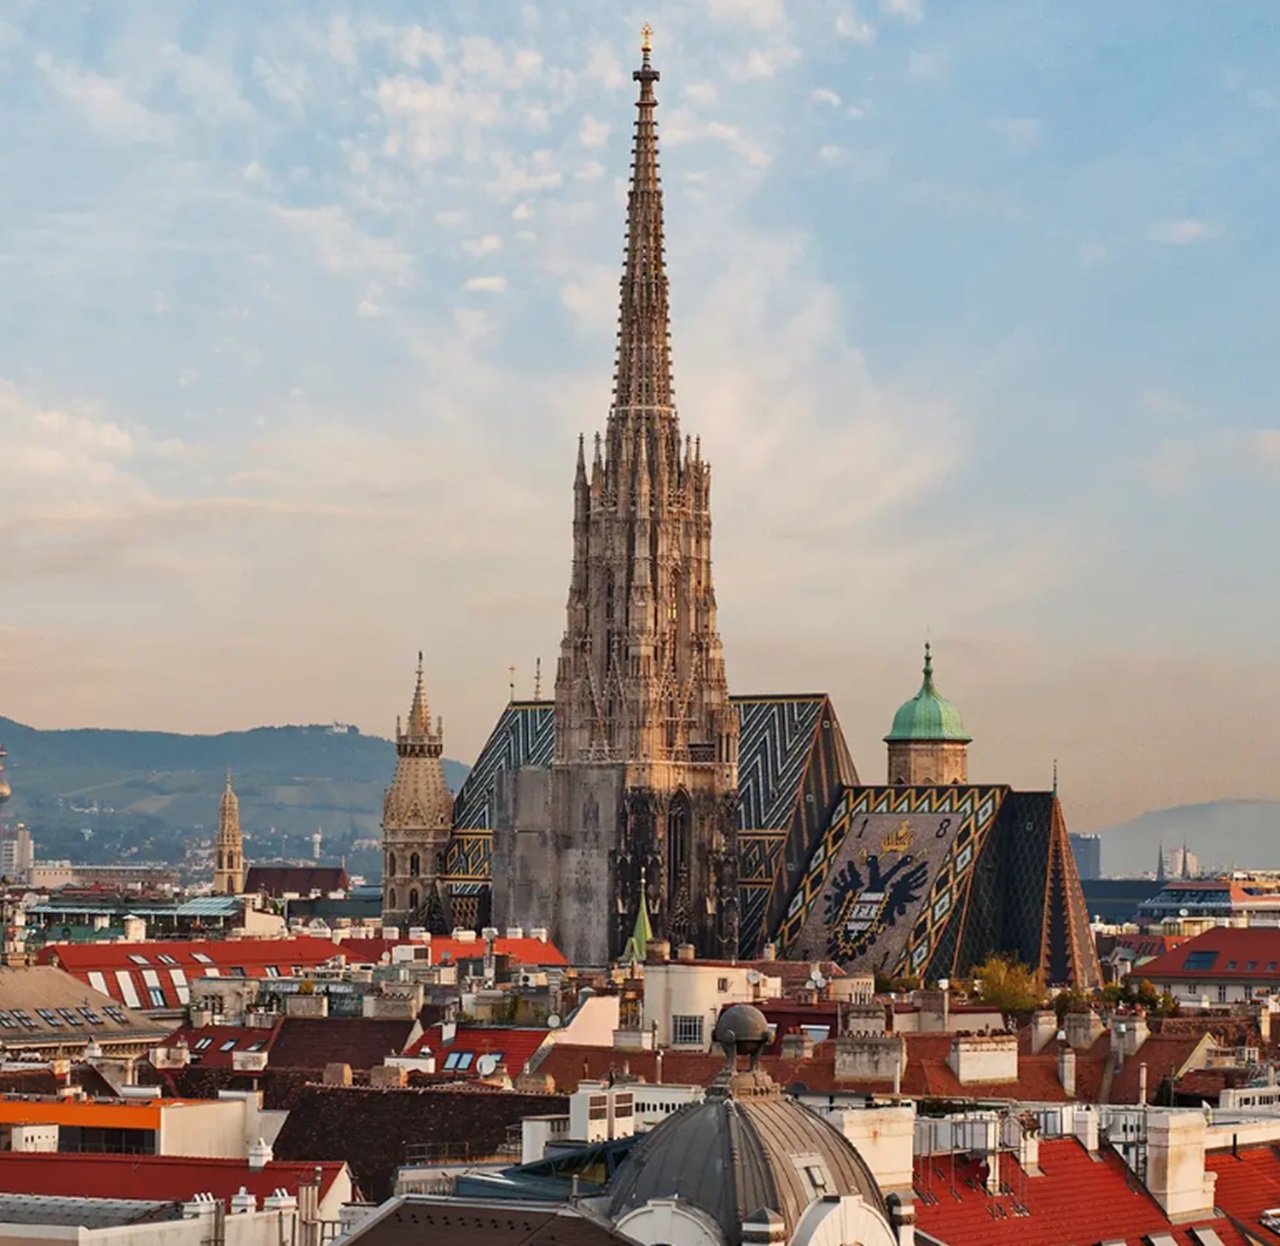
[[0, 0, 1277, 830]]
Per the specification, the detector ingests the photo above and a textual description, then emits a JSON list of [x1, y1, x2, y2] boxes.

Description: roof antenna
[[533, 657, 543, 702], [508, 665, 516, 703], [1052, 758, 1059, 796]]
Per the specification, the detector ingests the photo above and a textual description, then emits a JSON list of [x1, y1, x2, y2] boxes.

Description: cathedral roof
[[884, 643, 972, 743]]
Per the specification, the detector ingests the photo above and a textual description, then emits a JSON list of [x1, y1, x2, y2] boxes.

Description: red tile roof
[[0, 1152, 348, 1209], [1207, 1144, 1280, 1241], [912, 1137, 1245, 1246], [40, 934, 567, 1009], [161, 1021, 282, 1068], [266, 1017, 419, 1072], [245, 866, 350, 897], [1140, 927, 1280, 981], [409, 1025, 551, 1076]]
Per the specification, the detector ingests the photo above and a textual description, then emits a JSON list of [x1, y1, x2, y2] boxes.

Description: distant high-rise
[[213, 773, 245, 895], [381, 654, 454, 927], [1070, 833, 1103, 881], [494, 29, 739, 964]]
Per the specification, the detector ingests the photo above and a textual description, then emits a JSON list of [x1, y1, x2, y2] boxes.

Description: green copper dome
[[884, 643, 972, 743]]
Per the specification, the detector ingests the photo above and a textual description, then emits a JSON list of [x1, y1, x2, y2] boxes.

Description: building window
[[409, 888, 419, 911], [1219, 985, 1228, 1003], [389, 854, 397, 878], [388, 888, 398, 911], [410, 853, 421, 877], [717, 978, 730, 993], [672, 1015, 704, 1046], [148, 988, 166, 1008]]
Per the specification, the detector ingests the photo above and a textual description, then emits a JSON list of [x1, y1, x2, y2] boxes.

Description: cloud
[[835, 6, 876, 42], [584, 41, 624, 89], [880, 0, 924, 22], [328, 16, 358, 65], [579, 115, 610, 147], [992, 117, 1042, 150], [159, 45, 253, 121], [253, 56, 309, 110], [271, 206, 413, 282], [1147, 218, 1221, 246], [908, 50, 943, 79], [729, 45, 802, 81], [462, 234, 503, 257], [377, 73, 502, 164], [463, 275, 507, 292], [705, 0, 788, 29], [812, 87, 842, 108], [36, 54, 174, 143]]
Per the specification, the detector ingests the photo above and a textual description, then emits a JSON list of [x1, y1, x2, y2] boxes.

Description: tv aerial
[[476, 1054, 499, 1077]]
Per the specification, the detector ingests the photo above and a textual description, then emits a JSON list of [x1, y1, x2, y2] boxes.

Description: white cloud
[[1147, 218, 1221, 246], [819, 145, 846, 164], [685, 82, 719, 107], [328, 16, 358, 65], [485, 148, 563, 198], [159, 45, 253, 120], [731, 45, 802, 81], [271, 205, 413, 282], [880, 0, 924, 21], [579, 115, 610, 147], [463, 275, 507, 292], [253, 56, 309, 109], [36, 54, 174, 143], [585, 41, 624, 89], [705, 0, 787, 29], [835, 6, 876, 42], [512, 202, 534, 222], [377, 74, 502, 164], [576, 160, 605, 182], [908, 50, 943, 79], [241, 161, 269, 186], [811, 87, 842, 108], [665, 111, 771, 169], [398, 25, 444, 68], [993, 117, 1042, 150], [463, 234, 503, 257]]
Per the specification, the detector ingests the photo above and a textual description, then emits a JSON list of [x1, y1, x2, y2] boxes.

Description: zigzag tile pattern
[[736, 696, 824, 830], [452, 702, 555, 829]]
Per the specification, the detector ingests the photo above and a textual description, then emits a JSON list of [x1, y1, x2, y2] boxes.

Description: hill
[[0, 716, 469, 877], [1094, 799, 1280, 877]]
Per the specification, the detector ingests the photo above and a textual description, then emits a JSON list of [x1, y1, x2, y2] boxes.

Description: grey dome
[[606, 1086, 883, 1245], [714, 1004, 771, 1060]]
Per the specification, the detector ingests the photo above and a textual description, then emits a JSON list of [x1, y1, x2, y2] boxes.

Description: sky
[[0, 0, 1277, 833]]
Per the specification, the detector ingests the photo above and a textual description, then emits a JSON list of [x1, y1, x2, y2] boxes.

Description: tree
[[974, 954, 1046, 1015]]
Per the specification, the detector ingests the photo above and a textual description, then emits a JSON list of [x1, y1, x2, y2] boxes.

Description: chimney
[[230, 1187, 257, 1215], [1058, 1046, 1076, 1097], [1064, 1009, 1104, 1051], [646, 939, 670, 963], [886, 1193, 915, 1246], [1029, 1010, 1057, 1054], [762, 943, 777, 962], [780, 1031, 815, 1059], [322, 1063, 352, 1086], [1146, 1110, 1216, 1220], [676, 943, 695, 962], [1074, 1105, 1098, 1155], [248, 1138, 274, 1171]]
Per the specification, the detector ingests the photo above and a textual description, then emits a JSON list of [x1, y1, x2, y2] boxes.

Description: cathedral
[[212, 773, 245, 895], [384, 33, 1099, 989]]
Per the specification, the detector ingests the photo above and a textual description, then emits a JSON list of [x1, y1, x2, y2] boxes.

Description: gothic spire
[[407, 650, 431, 737], [612, 24, 674, 418]]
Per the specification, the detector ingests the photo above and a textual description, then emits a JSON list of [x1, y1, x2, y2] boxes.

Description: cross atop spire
[[612, 23, 673, 417]]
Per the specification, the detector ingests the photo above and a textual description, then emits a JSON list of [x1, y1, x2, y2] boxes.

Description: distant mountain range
[[0, 716, 469, 875], [1093, 800, 1280, 877]]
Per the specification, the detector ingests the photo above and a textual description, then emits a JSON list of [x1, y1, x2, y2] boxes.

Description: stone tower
[[546, 28, 740, 963], [213, 772, 245, 895], [884, 643, 972, 785], [381, 654, 454, 927]]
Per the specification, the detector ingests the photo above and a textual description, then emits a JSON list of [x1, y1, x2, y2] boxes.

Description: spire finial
[[641, 22, 653, 56], [509, 664, 516, 702], [1052, 758, 1059, 795], [922, 641, 934, 689], [225, 769, 233, 791], [534, 657, 543, 702]]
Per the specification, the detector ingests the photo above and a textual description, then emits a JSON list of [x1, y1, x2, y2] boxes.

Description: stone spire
[[535, 26, 740, 964], [213, 771, 245, 895], [381, 654, 454, 926]]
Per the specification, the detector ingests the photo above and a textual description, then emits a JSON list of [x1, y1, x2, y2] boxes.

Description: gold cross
[[641, 23, 653, 53]]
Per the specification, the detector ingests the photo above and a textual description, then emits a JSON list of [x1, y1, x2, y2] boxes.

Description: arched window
[[388, 853, 397, 878], [667, 793, 691, 896], [409, 888, 420, 912], [388, 888, 398, 911], [217, 851, 224, 871], [410, 852, 421, 877]]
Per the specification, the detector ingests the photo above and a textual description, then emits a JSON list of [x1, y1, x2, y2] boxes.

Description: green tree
[[974, 955, 1046, 1014]]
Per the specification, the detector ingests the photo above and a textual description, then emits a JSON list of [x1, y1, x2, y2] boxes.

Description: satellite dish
[[810, 971, 827, 989], [476, 1054, 498, 1076], [746, 969, 762, 985], [1179, 908, 1189, 918], [547, 1014, 562, 1029]]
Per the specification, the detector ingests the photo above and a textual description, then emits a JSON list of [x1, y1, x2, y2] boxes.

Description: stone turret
[[381, 654, 454, 926], [213, 773, 245, 895]]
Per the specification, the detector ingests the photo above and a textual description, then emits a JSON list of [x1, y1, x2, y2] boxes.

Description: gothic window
[[409, 888, 420, 911], [667, 793, 691, 893], [410, 853, 421, 877], [389, 853, 397, 878], [388, 888, 398, 911], [217, 852, 224, 871]]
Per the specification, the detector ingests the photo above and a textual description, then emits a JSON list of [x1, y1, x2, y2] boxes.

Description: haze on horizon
[[0, 1, 1277, 835]]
